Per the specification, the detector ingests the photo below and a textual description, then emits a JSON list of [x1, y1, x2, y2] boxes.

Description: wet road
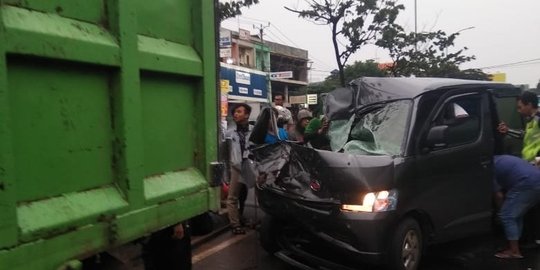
[[193, 226, 540, 270], [193, 198, 540, 270]]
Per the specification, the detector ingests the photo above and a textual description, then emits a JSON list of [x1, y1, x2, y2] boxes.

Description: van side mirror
[[426, 125, 449, 149]]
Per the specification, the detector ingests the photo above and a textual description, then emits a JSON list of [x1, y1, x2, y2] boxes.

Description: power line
[[238, 15, 270, 24], [478, 58, 540, 70], [239, 17, 335, 70], [271, 24, 301, 48], [265, 29, 289, 45], [483, 61, 540, 70]]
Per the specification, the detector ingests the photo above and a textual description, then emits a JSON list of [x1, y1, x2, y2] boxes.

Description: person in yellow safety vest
[[498, 91, 540, 162]]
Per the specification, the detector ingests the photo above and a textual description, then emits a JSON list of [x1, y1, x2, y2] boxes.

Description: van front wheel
[[388, 218, 423, 270]]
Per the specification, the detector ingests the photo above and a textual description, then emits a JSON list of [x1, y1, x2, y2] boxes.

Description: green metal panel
[[107, 0, 145, 208], [138, 35, 203, 76], [0, 188, 215, 269], [3, 6, 120, 66], [192, 0, 218, 178], [135, 0, 193, 45], [8, 58, 114, 202], [0, 0, 219, 268], [141, 72, 196, 177], [4, 0, 105, 24], [17, 186, 129, 242], [0, 2, 18, 249]]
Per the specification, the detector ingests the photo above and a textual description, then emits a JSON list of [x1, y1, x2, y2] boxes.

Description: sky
[[221, 0, 540, 86]]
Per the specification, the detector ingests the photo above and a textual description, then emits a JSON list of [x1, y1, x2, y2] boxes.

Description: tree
[[218, 0, 260, 22], [287, 0, 404, 87], [376, 26, 490, 80], [448, 69, 492, 81], [308, 60, 385, 93]]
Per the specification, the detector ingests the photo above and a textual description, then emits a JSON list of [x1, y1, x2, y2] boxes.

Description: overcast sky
[[222, 0, 540, 86]]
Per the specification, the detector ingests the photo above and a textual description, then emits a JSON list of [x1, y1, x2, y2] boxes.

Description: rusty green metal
[[0, 0, 219, 269], [0, 0, 18, 249]]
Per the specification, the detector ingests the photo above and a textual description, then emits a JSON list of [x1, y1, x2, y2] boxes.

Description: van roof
[[325, 77, 519, 120], [351, 77, 517, 100]]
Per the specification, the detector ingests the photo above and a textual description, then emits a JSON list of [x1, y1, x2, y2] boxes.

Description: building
[[219, 28, 270, 122], [219, 28, 311, 124]]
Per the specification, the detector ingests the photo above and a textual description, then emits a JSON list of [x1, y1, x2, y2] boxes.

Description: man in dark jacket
[[225, 103, 252, 234]]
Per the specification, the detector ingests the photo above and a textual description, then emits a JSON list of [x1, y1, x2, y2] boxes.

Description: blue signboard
[[220, 64, 268, 103]]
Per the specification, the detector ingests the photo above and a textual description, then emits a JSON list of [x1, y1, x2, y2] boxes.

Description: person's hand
[[318, 119, 329, 134], [172, 223, 185, 240], [497, 122, 508, 134]]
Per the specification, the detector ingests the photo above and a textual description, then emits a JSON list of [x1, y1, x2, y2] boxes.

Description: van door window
[[435, 95, 482, 147]]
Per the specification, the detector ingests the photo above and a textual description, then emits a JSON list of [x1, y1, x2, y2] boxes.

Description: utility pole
[[414, 0, 418, 52], [253, 23, 271, 103], [253, 23, 270, 71]]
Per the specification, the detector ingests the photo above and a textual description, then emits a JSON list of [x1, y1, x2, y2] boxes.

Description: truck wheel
[[259, 215, 282, 255], [387, 218, 423, 270]]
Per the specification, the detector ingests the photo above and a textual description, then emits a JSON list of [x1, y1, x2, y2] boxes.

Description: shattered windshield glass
[[329, 100, 412, 156]]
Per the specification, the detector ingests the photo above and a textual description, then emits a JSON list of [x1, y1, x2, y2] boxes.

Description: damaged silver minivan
[[250, 77, 522, 270]]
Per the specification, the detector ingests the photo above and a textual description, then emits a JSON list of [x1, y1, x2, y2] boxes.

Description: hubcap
[[401, 230, 420, 270]]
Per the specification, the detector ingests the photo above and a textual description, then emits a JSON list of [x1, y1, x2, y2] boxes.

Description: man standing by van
[[493, 155, 540, 259], [226, 103, 252, 234]]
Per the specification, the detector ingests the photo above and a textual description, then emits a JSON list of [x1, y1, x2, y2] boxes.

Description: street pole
[[446, 26, 475, 55], [253, 23, 271, 103], [414, 0, 418, 52]]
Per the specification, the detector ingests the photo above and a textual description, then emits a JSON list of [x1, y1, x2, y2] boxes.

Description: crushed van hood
[[252, 143, 394, 202]]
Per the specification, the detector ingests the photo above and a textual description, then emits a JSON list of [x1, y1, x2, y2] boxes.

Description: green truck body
[[0, 0, 219, 269]]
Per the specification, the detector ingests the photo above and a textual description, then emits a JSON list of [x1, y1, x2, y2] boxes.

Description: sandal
[[231, 226, 246, 235], [494, 250, 523, 259]]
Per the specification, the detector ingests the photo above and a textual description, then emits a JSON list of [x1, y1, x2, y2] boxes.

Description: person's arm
[[498, 121, 524, 138]]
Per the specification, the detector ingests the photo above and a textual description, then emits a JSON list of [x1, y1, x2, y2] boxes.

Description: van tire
[[259, 215, 282, 255], [387, 218, 423, 270]]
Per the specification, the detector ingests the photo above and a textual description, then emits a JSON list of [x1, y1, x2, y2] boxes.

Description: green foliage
[[376, 26, 490, 80], [308, 60, 385, 93], [218, 0, 260, 22], [287, 0, 404, 86]]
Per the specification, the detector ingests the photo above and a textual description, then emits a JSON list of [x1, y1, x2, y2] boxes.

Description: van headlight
[[341, 189, 398, 213]]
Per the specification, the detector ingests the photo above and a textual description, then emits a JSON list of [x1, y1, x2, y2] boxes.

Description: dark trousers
[[143, 224, 192, 270]]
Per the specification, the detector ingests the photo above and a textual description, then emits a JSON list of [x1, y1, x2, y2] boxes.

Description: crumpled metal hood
[[252, 143, 394, 202]]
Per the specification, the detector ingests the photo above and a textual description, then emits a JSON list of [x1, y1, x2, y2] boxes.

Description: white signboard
[[235, 71, 251, 85], [238, 87, 249, 94], [239, 29, 250, 40], [270, 71, 294, 79], [219, 30, 232, 47], [307, 94, 318, 105], [219, 48, 232, 58], [253, 89, 263, 96], [289, 95, 307, 104]]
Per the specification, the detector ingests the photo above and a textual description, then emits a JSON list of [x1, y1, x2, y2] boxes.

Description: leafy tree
[[218, 0, 260, 22], [448, 69, 492, 81], [376, 26, 489, 80], [308, 60, 385, 93], [287, 0, 404, 87]]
